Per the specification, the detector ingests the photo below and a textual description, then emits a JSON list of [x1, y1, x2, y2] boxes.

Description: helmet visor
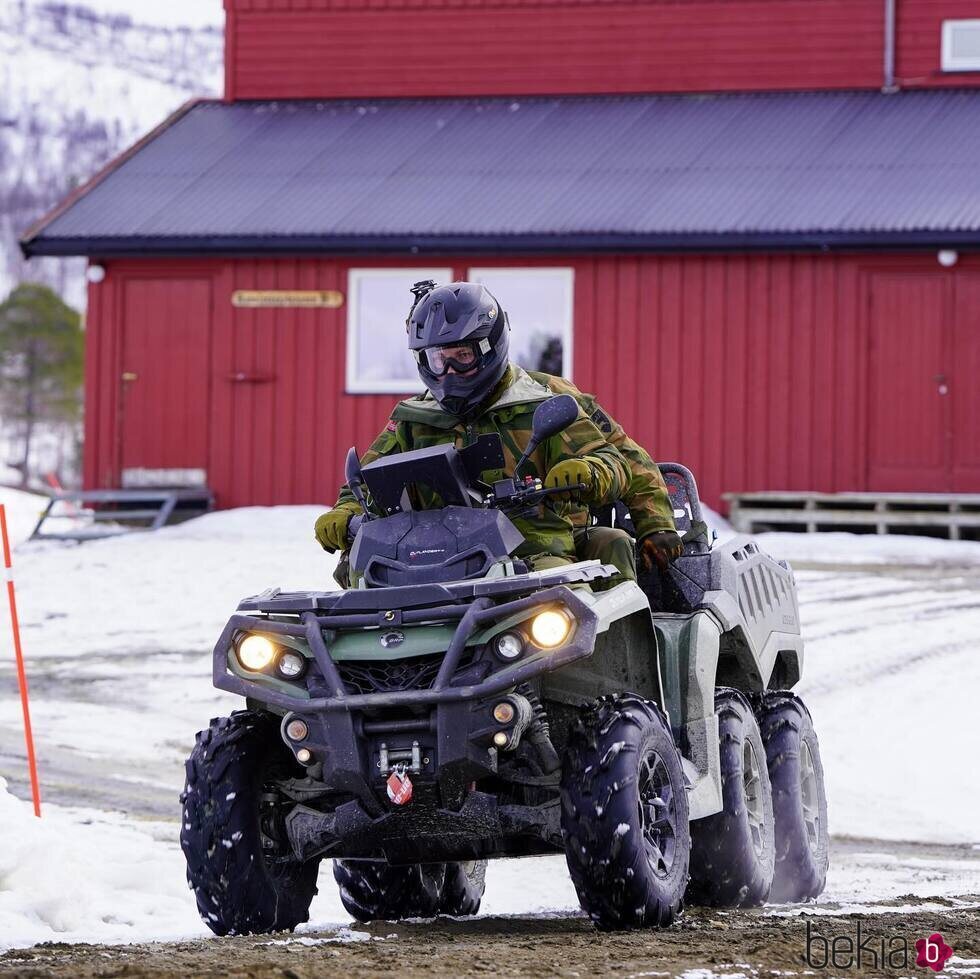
[[421, 341, 482, 376]]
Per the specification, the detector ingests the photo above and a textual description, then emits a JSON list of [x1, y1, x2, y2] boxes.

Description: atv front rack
[[237, 558, 616, 613]]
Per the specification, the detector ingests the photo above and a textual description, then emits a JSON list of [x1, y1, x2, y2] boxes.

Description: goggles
[[416, 338, 491, 376]]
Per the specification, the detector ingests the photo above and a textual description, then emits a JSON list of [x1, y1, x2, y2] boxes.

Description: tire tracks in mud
[[3, 904, 977, 979]]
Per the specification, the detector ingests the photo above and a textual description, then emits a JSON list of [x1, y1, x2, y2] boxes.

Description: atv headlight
[[277, 651, 306, 679], [493, 632, 525, 661], [530, 608, 572, 648], [237, 634, 278, 672]]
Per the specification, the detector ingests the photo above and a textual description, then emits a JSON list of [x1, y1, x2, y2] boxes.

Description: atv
[[180, 394, 829, 933]]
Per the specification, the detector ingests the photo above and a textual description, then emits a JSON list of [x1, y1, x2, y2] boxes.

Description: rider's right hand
[[314, 508, 352, 552]]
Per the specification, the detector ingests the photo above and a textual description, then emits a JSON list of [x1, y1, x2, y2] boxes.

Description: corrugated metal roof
[[21, 89, 980, 256]]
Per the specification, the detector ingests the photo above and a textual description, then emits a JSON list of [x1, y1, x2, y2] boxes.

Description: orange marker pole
[[0, 504, 41, 816]]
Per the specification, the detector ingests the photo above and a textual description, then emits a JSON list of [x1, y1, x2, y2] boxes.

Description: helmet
[[407, 281, 510, 418]]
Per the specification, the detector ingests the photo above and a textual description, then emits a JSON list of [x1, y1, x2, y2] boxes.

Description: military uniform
[[528, 371, 677, 585], [326, 365, 631, 579]]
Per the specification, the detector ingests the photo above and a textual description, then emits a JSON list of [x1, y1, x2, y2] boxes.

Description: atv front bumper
[[214, 583, 604, 858], [213, 583, 600, 713]]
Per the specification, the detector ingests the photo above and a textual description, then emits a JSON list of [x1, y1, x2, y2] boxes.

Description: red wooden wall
[[84, 252, 980, 511], [222, 0, 980, 101]]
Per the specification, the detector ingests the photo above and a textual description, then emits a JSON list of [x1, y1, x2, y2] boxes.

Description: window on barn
[[346, 268, 452, 393], [941, 20, 980, 71], [468, 268, 574, 379]]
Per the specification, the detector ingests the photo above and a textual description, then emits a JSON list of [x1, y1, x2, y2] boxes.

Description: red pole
[[0, 504, 42, 816]]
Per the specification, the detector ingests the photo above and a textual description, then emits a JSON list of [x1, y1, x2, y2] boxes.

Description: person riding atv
[[317, 281, 682, 585], [315, 281, 634, 577]]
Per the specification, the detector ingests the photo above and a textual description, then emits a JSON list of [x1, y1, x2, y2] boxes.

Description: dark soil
[[3, 903, 976, 979]]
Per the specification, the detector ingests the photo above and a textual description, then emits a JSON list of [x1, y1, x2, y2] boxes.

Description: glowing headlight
[[237, 634, 277, 671], [530, 609, 572, 648]]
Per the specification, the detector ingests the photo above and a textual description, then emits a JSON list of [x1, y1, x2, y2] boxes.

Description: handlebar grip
[[347, 513, 364, 543]]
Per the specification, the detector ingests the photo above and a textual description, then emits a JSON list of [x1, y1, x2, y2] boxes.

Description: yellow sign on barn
[[232, 290, 344, 309]]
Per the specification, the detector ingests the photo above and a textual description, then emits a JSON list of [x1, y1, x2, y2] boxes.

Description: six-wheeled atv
[[180, 395, 829, 934]]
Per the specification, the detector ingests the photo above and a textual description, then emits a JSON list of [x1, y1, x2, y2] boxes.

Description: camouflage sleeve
[[585, 397, 677, 538], [333, 417, 412, 513], [543, 404, 630, 505]]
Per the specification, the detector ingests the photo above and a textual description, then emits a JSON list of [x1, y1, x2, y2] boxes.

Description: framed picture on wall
[[468, 267, 574, 379], [346, 267, 452, 393]]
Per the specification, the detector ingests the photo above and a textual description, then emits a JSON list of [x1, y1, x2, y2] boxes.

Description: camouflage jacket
[[333, 365, 630, 562], [528, 371, 676, 539]]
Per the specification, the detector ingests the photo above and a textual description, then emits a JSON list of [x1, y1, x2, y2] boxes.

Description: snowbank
[[2, 505, 337, 660], [0, 487, 47, 548], [0, 779, 206, 950]]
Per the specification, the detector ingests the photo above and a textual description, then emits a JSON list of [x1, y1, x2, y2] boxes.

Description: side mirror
[[531, 394, 580, 444], [344, 446, 372, 518], [515, 395, 580, 474]]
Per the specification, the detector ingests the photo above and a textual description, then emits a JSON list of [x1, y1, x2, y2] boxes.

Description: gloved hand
[[640, 530, 684, 572], [314, 507, 354, 552], [544, 458, 594, 499]]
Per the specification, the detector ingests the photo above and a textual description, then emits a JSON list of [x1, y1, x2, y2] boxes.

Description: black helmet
[[407, 281, 510, 418]]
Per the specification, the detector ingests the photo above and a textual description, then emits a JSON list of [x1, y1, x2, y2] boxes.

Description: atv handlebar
[[491, 479, 589, 511]]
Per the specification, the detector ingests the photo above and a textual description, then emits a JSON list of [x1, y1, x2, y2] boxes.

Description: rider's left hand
[[640, 531, 684, 572]]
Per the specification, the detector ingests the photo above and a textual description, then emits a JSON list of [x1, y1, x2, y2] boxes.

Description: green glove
[[544, 458, 596, 499], [314, 507, 355, 552]]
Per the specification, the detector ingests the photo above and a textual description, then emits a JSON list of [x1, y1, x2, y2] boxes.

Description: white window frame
[[467, 267, 574, 379], [346, 267, 452, 394], [941, 19, 980, 72]]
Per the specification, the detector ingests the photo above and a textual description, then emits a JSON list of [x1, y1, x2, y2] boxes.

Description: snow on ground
[[0, 779, 203, 950], [794, 564, 980, 844], [756, 531, 980, 568], [0, 506, 979, 948]]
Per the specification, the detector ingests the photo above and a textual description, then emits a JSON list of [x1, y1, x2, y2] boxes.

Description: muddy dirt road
[[4, 901, 978, 979]]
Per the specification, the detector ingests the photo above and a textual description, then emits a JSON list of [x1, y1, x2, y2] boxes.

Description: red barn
[[20, 0, 980, 513]]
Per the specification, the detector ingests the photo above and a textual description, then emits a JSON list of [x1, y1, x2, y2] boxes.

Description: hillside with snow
[[0, 0, 223, 309]]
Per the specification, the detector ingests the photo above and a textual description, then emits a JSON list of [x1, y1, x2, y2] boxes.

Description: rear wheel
[[687, 689, 775, 907], [560, 694, 690, 930], [180, 711, 320, 936], [333, 858, 486, 921], [440, 860, 488, 916], [753, 692, 829, 902]]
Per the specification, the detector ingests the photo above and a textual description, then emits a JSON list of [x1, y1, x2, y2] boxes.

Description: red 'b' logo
[[915, 933, 953, 972]]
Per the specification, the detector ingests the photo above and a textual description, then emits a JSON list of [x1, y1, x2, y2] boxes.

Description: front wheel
[[180, 711, 320, 936], [560, 694, 690, 930], [753, 692, 829, 902]]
